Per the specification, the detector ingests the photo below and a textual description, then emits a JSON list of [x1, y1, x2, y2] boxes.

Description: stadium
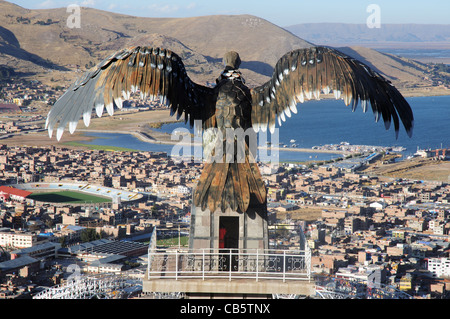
[[10, 182, 144, 206]]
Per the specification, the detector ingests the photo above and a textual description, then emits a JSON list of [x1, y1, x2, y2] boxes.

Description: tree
[[80, 228, 101, 242], [59, 236, 67, 248], [151, 205, 158, 217]]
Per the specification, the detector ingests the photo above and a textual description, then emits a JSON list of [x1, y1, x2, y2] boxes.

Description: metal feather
[[249, 46, 414, 140]]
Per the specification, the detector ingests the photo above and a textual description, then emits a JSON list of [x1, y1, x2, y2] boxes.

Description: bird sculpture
[[46, 45, 414, 214]]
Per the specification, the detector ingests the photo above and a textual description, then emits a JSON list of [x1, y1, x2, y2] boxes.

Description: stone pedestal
[[189, 199, 268, 251]]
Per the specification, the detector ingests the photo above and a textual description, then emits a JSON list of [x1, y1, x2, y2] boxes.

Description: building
[[10, 242, 61, 261], [399, 273, 413, 292], [335, 265, 386, 286], [428, 258, 450, 278], [62, 239, 148, 262], [0, 103, 21, 113], [0, 256, 40, 277], [62, 213, 80, 226], [277, 203, 299, 212], [175, 185, 191, 195], [85, 255, 127, 274], [345, 216, 367, 234], [0, 228, 37, 249], [12, 98, 23, 106], [369, 201, 386, 211], [57, 225, 86, 243], [0, 186, 32, 202]]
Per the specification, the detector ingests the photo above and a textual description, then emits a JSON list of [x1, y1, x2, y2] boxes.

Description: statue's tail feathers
[[193, 153, 266, 214]]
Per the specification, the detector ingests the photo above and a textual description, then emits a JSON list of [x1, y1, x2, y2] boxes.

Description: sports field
[[157, 236, 189, 247], [28, 190, 112, 204]]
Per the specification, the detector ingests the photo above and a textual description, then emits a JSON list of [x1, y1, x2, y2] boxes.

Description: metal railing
[[147, 226, 158, 276], [33, 274, 142, 299], [147, 247, 311, 282], [314, 275, 412, 299]]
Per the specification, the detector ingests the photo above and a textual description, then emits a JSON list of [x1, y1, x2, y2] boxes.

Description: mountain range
[[0, 1, 449, 96], [285, 23, 450, 47]]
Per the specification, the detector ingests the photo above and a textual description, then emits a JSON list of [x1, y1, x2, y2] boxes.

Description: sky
[[7, 0, 450, 26]]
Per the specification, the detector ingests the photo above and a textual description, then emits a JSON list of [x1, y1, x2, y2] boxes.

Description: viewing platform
[[142, 229, 316, 298]]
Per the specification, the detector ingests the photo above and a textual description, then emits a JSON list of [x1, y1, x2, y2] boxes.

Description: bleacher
[[12, 182, 143, 203]]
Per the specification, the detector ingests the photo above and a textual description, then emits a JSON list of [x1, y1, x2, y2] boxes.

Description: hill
[[0, 1, 448, 96], [0, 1, 312, 87], [329, 46, 450, 95]]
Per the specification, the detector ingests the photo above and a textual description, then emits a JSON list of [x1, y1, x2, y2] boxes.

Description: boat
[[392, 146, 406, 152]]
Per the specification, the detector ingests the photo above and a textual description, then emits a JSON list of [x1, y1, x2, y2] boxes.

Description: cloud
[[186, 3, 197, 10], [107, 4, 118, 11], [37, 0, 56, 8], [81, 0, 96, 6], [148, 3, 180, 14]]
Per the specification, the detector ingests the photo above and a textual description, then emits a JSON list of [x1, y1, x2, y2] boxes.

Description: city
[[0, 0, 449, 301], [0, 133, 448, 298]]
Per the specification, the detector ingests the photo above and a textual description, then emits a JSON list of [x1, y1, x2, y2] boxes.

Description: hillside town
[[0, 76, 167, 119], [0, 138, 448, 298], [2, 0, 450, 303], [0, 67, 449, 300]]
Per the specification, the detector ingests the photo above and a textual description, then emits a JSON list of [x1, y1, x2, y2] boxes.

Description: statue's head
[[223, 51, 241, 70]]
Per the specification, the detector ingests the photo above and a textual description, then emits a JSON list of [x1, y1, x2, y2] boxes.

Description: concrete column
[[189, 197, 268, 252]]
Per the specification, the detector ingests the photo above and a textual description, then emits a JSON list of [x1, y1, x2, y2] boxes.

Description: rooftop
[[10, 242, 61, 255], [0, 104, 21, 113], [0, 185, 32, 198], [66, 239, 147, 256], [0, 256, 38, 271]]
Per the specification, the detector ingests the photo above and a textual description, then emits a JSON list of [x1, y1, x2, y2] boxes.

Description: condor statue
[[46, 46, 414, 215]]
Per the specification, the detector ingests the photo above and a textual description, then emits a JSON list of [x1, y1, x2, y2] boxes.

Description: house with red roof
[[0, 186, 32, 202], [0, 103, 21, 113]]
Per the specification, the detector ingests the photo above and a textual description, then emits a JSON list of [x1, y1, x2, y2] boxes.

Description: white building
[[428, 220, 446, 235], [369, 201, 386, 211], [85, 255, 126, 274], [0, 228, 37, 249], [175, 185, 191, 195], [428, 258, 450, 278]]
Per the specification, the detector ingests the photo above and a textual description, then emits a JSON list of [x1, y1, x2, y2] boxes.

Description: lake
[[377, 48, 450, 64], [80, 95, 449, 162]]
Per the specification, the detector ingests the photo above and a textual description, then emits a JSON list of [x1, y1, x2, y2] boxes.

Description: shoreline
[[1, 93, 448, 153], [77, 129, 353, 156]]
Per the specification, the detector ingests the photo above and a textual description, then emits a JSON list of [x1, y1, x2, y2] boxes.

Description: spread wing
[[46, 46, 216, 141], [250, 46, 414, 138]]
